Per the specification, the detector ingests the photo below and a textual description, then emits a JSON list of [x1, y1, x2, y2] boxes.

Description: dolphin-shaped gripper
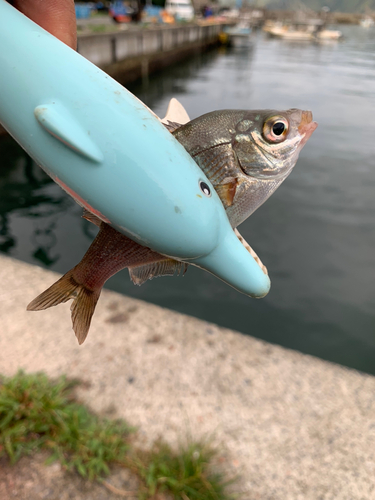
[[0, 0, 270, 298]]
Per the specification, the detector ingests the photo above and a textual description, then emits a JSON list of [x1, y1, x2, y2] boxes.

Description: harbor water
[[0, 24, 374, 373]]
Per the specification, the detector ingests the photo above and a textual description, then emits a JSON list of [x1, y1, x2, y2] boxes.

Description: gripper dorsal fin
[[34, 103, 103, 163]]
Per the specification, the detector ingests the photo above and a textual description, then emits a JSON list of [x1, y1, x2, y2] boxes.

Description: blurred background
[[0, 0, 374, 374]]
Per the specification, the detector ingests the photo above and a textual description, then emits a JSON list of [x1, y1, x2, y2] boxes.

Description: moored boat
[[360, 16, 374, 28], [263, 20, 342, 42], [223, 22, 253, 48]]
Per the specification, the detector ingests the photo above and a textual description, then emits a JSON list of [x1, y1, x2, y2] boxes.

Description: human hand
[[10, 0, 76, 49]]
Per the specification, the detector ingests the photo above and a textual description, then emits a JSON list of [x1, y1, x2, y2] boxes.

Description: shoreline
[[1, 255, 374, 498]]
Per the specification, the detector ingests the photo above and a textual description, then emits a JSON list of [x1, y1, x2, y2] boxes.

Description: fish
[[27, 102, 317, 345]]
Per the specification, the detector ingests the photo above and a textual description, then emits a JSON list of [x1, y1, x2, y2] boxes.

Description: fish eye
[[199, 181, 211, 197], [263, 116, 289, 143], [272, 122, 285, 136]]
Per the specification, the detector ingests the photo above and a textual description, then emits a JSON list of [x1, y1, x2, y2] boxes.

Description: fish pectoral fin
[[234, 229, 268, 276], [215, 178, 238, 208], [82, 209, 102, 227], [129, 258, 188, 286], [27, 269, 101, 345]]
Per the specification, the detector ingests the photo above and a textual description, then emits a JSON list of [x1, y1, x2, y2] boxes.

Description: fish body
[[28, 105, 317, 344], [0, 1, 269, 299]]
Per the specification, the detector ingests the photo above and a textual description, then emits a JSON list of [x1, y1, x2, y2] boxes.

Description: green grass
[[0, 371, 235, 499], [133, 441, 233, 500], [0, 371, 131, 479]]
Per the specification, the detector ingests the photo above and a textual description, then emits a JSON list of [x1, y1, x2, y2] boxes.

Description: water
[[1, 25, 374, 373]]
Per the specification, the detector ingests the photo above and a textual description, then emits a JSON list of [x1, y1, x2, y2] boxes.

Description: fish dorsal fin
[[34, 103, 103, 163], [234, 229, 268, 276], [82, 209, 102, 227], [161, 98, 190, 125], [129, 258, 188, 285], [163, 120, 184, 133], [215, 178, 238, 208]]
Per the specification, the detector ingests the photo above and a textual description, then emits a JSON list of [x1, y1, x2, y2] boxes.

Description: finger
[[11, 0, 77, 49]]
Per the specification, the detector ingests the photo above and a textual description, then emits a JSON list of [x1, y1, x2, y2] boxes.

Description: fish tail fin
[[27, 270, 101, 345], [70, 286, 101, 345]]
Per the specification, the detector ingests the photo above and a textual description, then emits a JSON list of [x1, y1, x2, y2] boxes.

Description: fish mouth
[[298, 111, 318, 146]]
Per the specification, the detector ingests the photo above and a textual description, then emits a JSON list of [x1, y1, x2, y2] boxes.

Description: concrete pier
[[77, 23, 224, 83], [1, 255, 374, 499]]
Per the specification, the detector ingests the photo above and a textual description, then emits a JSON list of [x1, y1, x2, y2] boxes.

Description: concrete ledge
[[77, 23, 223, 70], [103, 38, 220, 84], [0, 255, 374, 498]]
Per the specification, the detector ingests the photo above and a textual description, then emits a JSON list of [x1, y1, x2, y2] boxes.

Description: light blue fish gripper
[[0, 0, 270, 298]]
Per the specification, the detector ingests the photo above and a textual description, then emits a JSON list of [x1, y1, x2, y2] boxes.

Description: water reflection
[[0, 136, 85, 267], [128, 49, 223, 109], [0, 214, 15, 253], [32, 222, 59, 266], [0, 26, 374, 373]]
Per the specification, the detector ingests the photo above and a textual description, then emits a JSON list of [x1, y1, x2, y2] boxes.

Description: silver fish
[[27, 104, 317, 344]]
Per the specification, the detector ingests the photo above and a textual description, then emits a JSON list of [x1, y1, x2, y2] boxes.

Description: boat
[[222, 22, 253, 48], [360, 16, 374, 28], [315, 29, 343, 41], [264, 20, 342, 42]]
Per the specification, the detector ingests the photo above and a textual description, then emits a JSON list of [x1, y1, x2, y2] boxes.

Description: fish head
[[219, 108, 317, 227], [172, 106, 317, 227], [232, 108, 317, 180]]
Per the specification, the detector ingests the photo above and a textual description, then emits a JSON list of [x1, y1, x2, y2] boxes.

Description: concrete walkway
[[0, 255, 374, 499]]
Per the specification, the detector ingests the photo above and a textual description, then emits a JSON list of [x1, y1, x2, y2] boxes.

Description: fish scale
[[193, 146, 236, 186], [227, 178, 282, 228]]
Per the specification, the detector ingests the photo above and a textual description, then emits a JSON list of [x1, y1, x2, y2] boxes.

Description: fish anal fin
[[216, 178, 238, 208], [27, 269, 101, 345], [82, 209, 102, 227], [129, 258, 188, 286]]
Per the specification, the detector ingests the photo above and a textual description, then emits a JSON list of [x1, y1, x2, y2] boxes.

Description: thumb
[[10, 0, 77, 49]]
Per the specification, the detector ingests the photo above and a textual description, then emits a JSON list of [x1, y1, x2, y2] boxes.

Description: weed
[[132, 441, 234, 500], [0, 371, 236, 499], [0, 371, 132, 479]]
